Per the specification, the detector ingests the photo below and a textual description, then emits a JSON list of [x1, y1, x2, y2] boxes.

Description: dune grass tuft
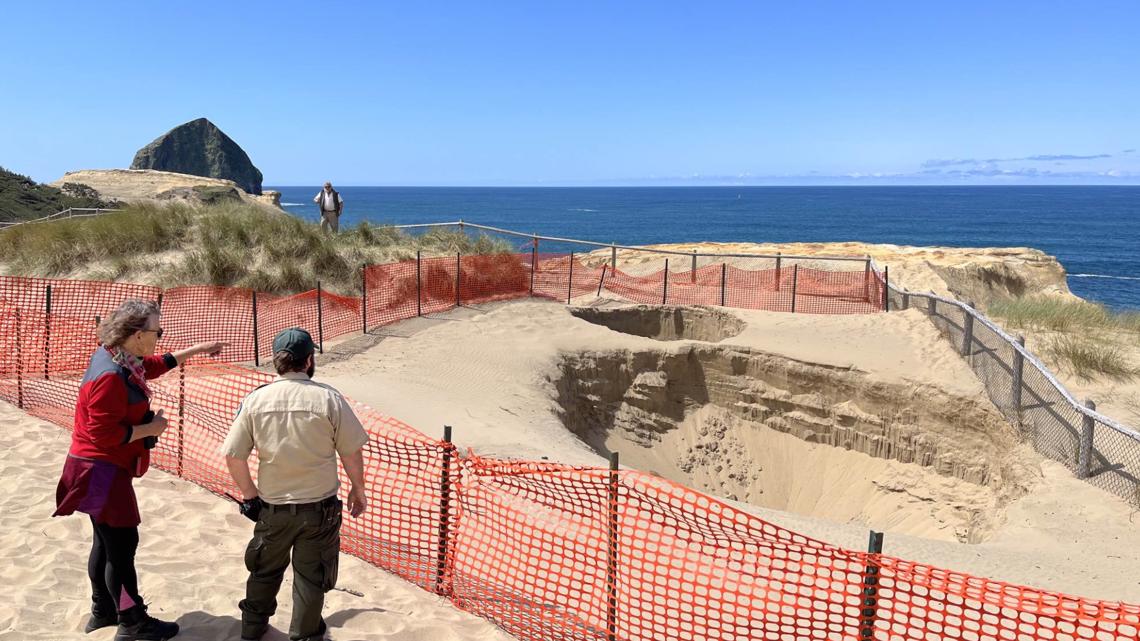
[[0, 202, 513, 295], [989, 296, 1140, 333], [1042, 335, 1138, 381]]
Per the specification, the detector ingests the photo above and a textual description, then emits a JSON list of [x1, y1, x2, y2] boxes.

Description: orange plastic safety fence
[[2, 298, 1139, 640]]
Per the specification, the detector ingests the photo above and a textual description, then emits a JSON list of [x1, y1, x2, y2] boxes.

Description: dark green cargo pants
[[240, 497, 342, 641]]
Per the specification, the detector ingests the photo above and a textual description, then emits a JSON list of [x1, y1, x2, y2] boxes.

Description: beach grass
[[0, 202, 513, 295], [1042, 335, 1138, 381], [989, 296, 1140, 333]]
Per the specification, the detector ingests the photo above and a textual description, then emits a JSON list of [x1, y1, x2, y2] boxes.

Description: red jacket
[[69, 347, 177, 475]]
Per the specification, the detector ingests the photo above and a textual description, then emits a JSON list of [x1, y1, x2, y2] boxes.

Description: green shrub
[[1042, 336, 1137, 381]]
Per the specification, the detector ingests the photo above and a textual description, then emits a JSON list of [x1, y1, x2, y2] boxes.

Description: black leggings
[[88, 518, 143, 613]]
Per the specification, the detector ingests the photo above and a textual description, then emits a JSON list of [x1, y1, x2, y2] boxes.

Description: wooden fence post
[[691, 250, 697, 283], [883, 266, 890, 311], [790, 265, 799, 313], [1078, 400, 1096, 479], [775, 253, 782, 292], [1012, 335, 1025, 421], [961, 301, 975, 356]]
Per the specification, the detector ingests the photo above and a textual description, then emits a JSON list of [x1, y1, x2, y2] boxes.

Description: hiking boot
[[84, 607, 118, 633], [113, 604, 180, 641]]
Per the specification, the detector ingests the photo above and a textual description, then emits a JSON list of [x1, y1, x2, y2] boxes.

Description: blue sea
[[270, 186, 1140, 310]]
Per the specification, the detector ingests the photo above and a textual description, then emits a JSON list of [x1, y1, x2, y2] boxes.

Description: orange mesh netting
[[6, 260, 1135, 641]]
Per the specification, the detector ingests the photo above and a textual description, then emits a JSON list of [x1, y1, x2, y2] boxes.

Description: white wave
[[281, 202, 305, 206], [568, 208, 598, 212], [1070, 274, 1140, 281]]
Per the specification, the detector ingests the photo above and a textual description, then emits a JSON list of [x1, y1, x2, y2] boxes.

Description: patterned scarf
[[109, 347, 152, 398]]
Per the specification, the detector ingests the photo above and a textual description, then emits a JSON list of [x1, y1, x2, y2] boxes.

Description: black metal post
[[15, 307, 23, 409], [605, 451, 620, 641], [177, 363, 185, 478], [530, 237, 538, 296], [720, 263, 727, 306], [775, 253, 782, 292], [157, 292, 164, 309], [790, 265, 799, 313], [597, 264, 608, 297], [662, 259, 669, 305], [691, 250, 697, 283], [361, 264, 368, 334], [416, 251, 423, 316], [455, 252, 462, 308], [859, 530, 884, 641], [251, 291, 260, 366], [316, 281, 324, 354], [436, 425, 454, 596], [44, 284, 52, 380], [883, 266, 890, 311], [567, 252, 575, 304]]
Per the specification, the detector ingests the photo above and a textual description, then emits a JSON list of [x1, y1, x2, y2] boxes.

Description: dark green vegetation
[[0, 166, 111, 222]]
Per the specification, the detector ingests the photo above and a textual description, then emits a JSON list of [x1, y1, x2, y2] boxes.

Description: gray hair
[[98, 299, 160, 348]]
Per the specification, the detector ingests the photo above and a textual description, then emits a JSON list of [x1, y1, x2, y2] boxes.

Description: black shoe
[[84, 609, 118, 633], [114, 604, 180, 641]]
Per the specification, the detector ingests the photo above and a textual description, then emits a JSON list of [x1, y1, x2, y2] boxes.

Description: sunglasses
[[138, 327, 165, 339]]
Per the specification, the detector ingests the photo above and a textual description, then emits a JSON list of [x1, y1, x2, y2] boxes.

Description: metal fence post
[[436, 425, 454, 596], [790, 264, 799, 313], [15, 307, 23, 408], [44, 284, 52, 380], [1012, 335, 1025, 421], [251, 291, 260, 366], [720, 263, 727, 306], [775, 253, 782, 292], [1078, 400, 1095, 479], [597, 264, 608, 297], [962, 301, 975, 356], [605, 451, 620, 641], [361, 264, 368, 334], [567, 252, 575, 304], [455, 252, 462, 307], [157, 292, 163, 309], [611, 243, 617, 271], [316, 281, 324, 354], [531, 236, 538, 296], [662, 259, 669, 305], [416, 251, 423, 316], [691, 250, 697, 283], [858, 530, 885, 641], [177, 363, 185, 478]]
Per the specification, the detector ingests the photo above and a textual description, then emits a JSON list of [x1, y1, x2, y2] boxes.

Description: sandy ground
[[5, 298, 1140, 641], [0, 402, 515, 641], [314, 299, 1140, 603]]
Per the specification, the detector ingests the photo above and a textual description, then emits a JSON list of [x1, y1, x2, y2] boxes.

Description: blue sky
[[1, 1, 1137, 186]]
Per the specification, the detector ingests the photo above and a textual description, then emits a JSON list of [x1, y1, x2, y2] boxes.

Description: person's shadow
[[174, 608, 388, 640]]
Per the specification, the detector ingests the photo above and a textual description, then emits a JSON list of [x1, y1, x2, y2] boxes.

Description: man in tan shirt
[[222, 328, 369, 641]]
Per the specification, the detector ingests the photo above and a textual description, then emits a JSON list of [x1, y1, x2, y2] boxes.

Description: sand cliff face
[[587, 241, 1074, 310], [49, 169, 283, 212]]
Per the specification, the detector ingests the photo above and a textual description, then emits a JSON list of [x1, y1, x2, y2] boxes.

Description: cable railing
[[0, 207, 121, 228]]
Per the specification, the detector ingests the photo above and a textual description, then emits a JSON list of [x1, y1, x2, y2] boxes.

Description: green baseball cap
[[272, 327, 315, 358]]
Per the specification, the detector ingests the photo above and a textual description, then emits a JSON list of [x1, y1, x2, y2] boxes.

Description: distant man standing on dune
[[313, 182, 343, 233]]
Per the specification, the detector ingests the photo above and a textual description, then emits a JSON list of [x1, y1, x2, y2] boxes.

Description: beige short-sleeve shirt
[[221, 372, 369, 504]]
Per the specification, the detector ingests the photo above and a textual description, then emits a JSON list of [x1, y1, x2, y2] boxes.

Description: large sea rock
[[130, 118, 264, 195]]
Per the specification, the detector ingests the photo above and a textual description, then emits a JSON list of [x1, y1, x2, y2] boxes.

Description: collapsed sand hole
[[570, 305, 746, 342], [552, 345, 1037, 543]]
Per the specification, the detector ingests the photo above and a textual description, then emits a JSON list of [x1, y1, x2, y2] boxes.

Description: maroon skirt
[[54, 455, 141, 528]]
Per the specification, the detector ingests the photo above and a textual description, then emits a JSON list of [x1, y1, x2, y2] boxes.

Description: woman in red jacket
[[54, 299, 225, 641]]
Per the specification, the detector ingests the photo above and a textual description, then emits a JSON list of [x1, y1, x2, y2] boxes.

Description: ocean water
[[271, 186, 1140, 309]]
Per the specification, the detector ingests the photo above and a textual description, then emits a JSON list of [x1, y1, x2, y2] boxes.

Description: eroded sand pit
[[553, 345, 1033, 543], [569, 305, 746, 342]]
